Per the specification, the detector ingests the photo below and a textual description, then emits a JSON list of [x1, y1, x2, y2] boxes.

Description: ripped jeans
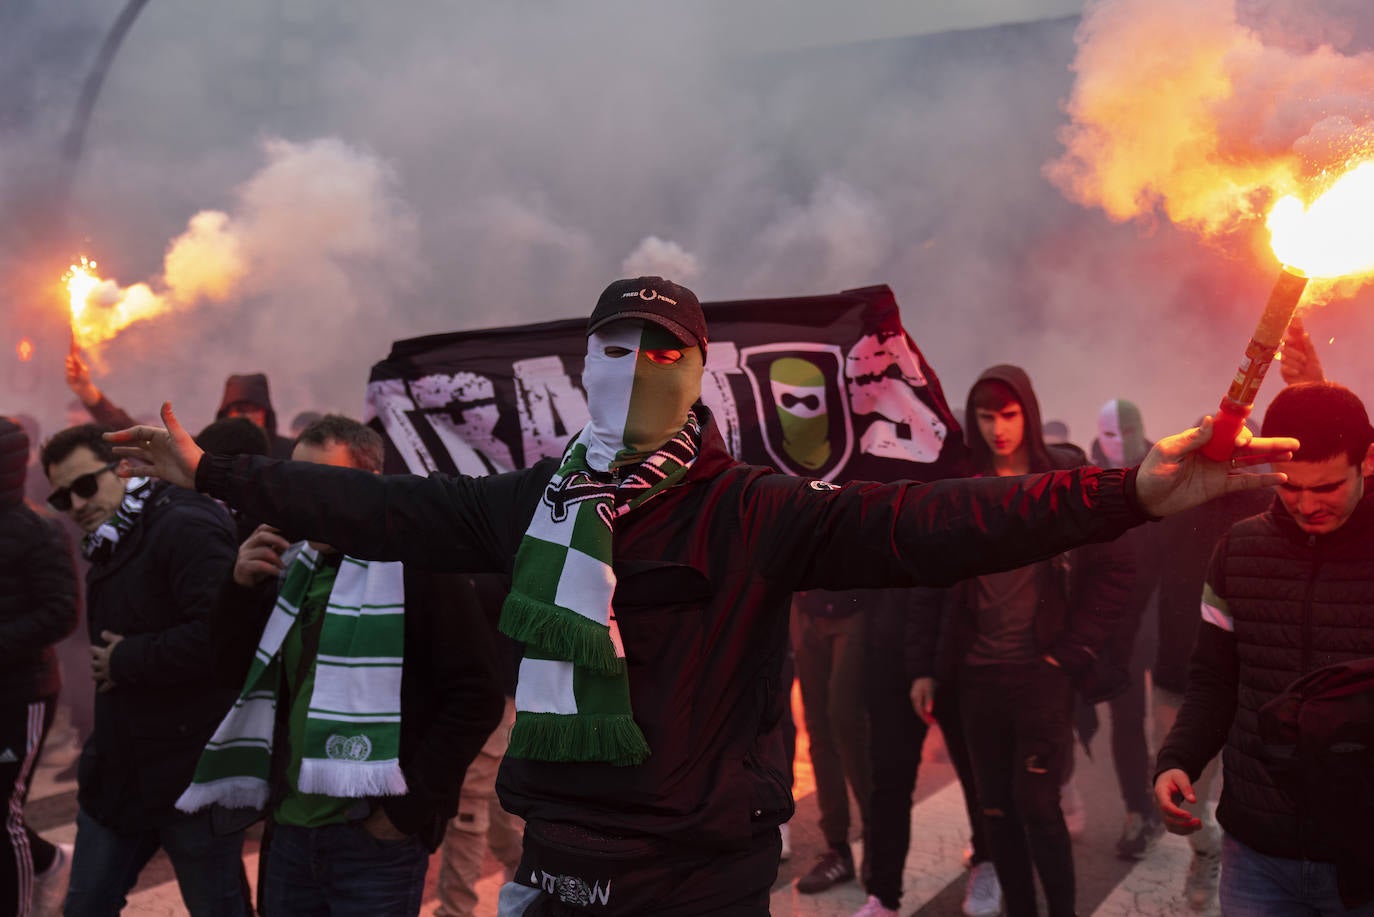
[[960, 661, 1076, 917]]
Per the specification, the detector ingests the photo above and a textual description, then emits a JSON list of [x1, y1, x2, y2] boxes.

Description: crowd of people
[[4, 277, 1369, 917]]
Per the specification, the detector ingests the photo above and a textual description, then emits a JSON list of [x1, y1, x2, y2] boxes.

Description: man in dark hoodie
[[937, 366, 1133, 917], [215, 373, 294, 460], [0, 416, 80, 916], [66, 355, 294, 460]]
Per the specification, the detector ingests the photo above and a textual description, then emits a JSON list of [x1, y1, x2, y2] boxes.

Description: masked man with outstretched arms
[[110, 277, 1294, 917]]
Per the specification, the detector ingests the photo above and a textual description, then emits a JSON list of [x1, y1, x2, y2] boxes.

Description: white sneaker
[[1060, 777, 1086, 838], [851, 895, 898, 917], [32, 842, 73, 917], [779, 822, 792, 861], [1183, 850, 1221, 910], [963, 861, 1003, 917]]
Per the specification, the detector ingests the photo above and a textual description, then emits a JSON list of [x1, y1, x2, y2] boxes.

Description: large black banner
[[365, 284, 968, 483]]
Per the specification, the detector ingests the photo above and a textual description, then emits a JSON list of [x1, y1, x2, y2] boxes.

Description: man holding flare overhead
[[107, 276, 1294, 917]]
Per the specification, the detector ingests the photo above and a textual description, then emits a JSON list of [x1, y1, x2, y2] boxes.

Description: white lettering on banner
[[700, 340, 744, 458], [514, 356, 591, 465], [845, 332, 947, 464], [408, 372, 516, 475], [368, 379, 441, 474]]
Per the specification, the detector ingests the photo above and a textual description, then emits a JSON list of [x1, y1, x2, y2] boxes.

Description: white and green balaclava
[[1097, 398, 1148, 466], [582, 320, 703, 470]]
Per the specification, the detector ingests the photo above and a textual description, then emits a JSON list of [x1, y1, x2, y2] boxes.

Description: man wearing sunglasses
[[41, 425, 247, 916]]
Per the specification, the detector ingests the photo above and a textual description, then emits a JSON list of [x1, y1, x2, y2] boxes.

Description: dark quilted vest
[[1214, 495, 1374, 861]]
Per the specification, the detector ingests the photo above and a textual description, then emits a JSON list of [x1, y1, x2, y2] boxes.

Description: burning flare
[[15, 338, 33, 362], [1267, 162, 1374, 279], [64, 257, 167, 352]]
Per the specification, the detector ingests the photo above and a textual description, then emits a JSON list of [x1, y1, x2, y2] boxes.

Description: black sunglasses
[[48, 461, 119, 512]]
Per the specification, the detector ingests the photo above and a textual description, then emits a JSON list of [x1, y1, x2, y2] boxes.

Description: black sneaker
[[796, 848, 856, 894]]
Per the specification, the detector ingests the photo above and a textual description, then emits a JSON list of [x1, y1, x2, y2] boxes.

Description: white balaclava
[[581, 320, 703, 471], [1097, 398, 1148, 466]]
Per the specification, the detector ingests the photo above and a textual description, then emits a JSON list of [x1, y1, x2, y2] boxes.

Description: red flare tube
[[1201, 268, 1309, 462]]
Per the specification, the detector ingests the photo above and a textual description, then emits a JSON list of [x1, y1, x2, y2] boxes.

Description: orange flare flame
[[16, 338, 33, 362], [64, 257, 169, 352], [1267, 161, 1374, 279]]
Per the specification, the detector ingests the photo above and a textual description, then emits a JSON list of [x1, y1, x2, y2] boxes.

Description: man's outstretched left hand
[[1134, 417, 1296, 518], [106, 402, 204, 490]]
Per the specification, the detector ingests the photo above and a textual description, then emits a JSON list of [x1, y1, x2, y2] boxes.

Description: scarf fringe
[[507, 711, 650, 767], [500, 592, 624, 676], [175, 777, 269, 814], [299, 758, 409, 798]]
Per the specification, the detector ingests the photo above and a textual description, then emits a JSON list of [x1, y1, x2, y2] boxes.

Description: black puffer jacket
[[196, 406, 1148, 854], [0, 417, 79, 701], [79, 482, 239, 831], [1156, 493, 1374, 862]]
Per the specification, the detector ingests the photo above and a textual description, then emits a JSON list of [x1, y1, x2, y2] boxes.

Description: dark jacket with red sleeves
[[209, 566, 505, 850], [195, 407, 1147, 853], [80, 483, 240, 831], [1155, 493, 1374, 864]]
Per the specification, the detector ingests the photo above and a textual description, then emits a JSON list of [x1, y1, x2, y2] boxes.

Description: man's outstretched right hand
[[106, 402, 204, 491]]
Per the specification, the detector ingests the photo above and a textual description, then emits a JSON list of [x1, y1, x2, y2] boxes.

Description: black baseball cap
[[587, 277, 707, 351]]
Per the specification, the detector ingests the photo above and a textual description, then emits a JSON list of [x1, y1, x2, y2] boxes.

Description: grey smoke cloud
[[622, 237, 702, 283], [2, 0, 1373, 452]]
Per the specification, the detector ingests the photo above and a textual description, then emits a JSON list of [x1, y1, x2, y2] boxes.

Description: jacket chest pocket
[[611, 562, 714, 662], [611, 561, 712, 612]]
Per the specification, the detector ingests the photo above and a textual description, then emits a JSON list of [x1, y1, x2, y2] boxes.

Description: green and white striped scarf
[[176, 546, 407, 812], [499, 413, 701, 766]]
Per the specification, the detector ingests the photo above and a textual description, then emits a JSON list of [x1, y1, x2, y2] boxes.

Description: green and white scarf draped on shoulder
[[176, 546, 407, 812]]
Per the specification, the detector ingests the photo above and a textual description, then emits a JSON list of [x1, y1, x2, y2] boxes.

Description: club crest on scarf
[[542, 466, 617, 527]]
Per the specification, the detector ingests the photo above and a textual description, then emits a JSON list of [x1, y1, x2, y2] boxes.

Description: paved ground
[[25, 684, 1220, 916]]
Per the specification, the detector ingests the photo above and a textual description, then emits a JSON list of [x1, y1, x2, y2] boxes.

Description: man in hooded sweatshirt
[[66, 355, 294, 460], [214, 374, 294, 460], [935, 367, 1134, 917], [105, 279, 1293, 917]]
